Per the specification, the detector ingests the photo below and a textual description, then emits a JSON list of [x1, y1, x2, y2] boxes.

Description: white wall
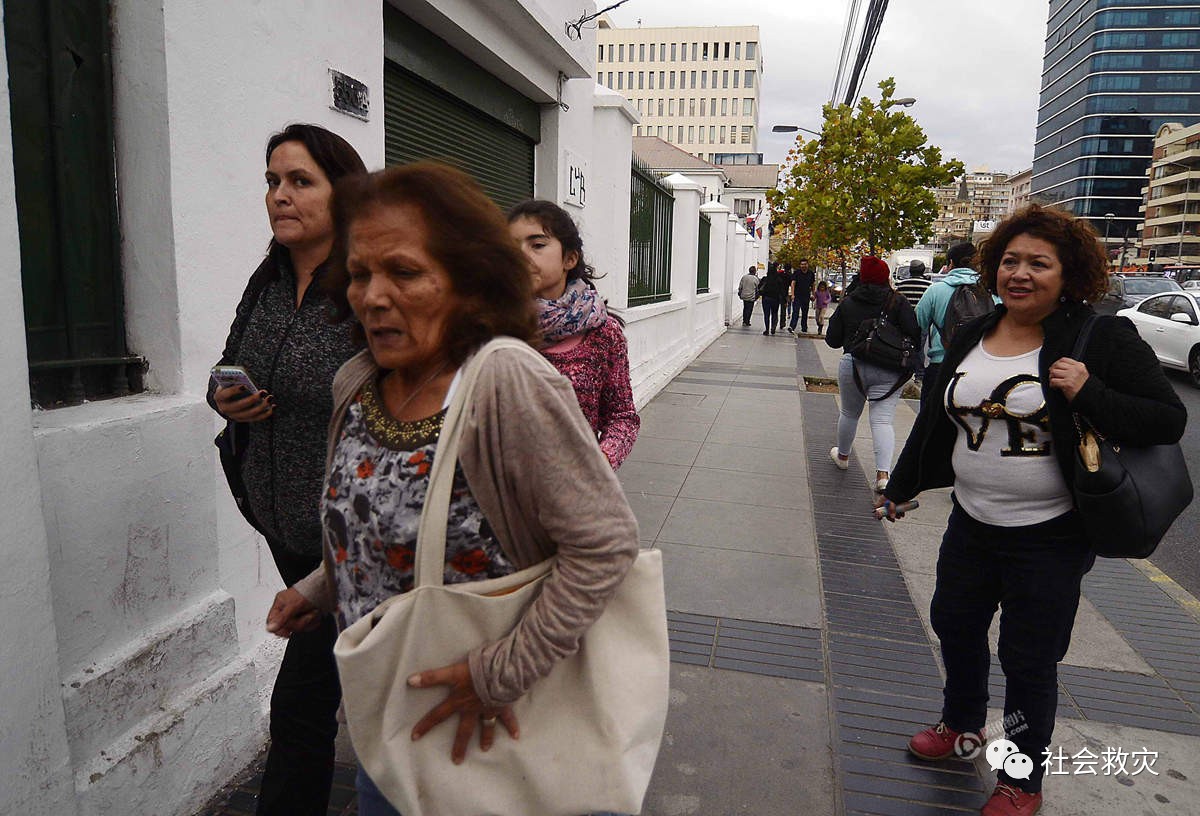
[[17, 2, 386, 813], [590, 86, 639, 311], [0, 28, 78, 816], [0, 2, 744, 811]]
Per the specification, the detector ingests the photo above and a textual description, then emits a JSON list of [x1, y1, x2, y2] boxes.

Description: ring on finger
[[481, 715, 498, 727]]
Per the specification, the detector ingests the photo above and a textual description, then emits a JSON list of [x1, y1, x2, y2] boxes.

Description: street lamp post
[[1104, 213, 1115, 269], [1119, 226, 1130, 273], [771, 124, 822, 137]]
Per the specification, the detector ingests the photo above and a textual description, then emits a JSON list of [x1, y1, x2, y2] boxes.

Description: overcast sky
[[606, 0, 1050, 174]]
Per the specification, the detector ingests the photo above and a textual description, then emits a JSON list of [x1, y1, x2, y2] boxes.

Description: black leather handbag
[[215, 419, 265, 535], [1070, 316, 1193, 558]]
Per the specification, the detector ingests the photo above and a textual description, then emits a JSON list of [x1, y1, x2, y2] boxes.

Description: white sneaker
[[875, 476, 890, 493], [830, 447, 849, 470]]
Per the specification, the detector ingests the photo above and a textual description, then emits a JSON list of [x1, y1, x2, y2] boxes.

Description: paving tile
[[625, 435, 703, 467], [840, 755, 985, 788], [656, 542, 822, 628], [678, 467, 811, 509], [635, 416, 712, 443], [842, 772, 986, 809], [617, 460, 690, 497], [702, 423, 809, 452], [623, 491, 674, 542], [693, 440, 804, 477], [656, 497, 813, 556]]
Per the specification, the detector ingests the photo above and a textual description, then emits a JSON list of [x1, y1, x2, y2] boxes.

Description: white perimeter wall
[[0, 0, 745, 811], [9, 2, 384, 814]]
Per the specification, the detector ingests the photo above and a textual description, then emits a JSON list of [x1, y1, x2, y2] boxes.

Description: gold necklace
[[386, 360, 452, 419]]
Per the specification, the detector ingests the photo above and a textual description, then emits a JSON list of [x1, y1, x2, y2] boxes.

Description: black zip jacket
[[759, 269, 791, 300], [825, 284, 920, 354], [208, 247, 359, 557], [883, 301, 1187, 505]]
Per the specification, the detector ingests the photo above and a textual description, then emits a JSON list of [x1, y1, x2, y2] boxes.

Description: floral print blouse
[[322, 378, 514, 630]]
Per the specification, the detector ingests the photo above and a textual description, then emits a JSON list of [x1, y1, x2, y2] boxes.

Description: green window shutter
[[5, 0, 137, 406], [384, 61, 534, 211]]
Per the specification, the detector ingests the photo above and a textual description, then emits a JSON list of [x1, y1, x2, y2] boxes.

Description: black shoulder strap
[[1070, 314, 1099, 361], [852, 361, 910, 402]]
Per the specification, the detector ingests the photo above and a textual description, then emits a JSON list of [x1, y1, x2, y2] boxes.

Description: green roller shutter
[[384, 61, 535, 211]]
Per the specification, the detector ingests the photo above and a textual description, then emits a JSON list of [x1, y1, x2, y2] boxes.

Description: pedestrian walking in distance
[[877, 205, 1186, 816], [788, 259, 816, 334], [825, 256, 919, 494], [737, 266, 760, 326], [896, 260, 933, 383], [759, 261, 789, 335]]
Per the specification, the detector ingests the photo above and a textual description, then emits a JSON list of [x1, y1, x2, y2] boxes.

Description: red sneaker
[[907, 722, 986, 761], [981, 782, 1042, 815]]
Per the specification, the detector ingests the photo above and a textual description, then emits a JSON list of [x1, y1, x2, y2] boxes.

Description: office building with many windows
[[1032, 1, 1200, 246], [596, 19, 762, 163]]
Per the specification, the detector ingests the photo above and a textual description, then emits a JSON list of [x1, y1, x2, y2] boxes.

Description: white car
[[1117, 291, 1200, 387], [1182, 279, 1200, 291]]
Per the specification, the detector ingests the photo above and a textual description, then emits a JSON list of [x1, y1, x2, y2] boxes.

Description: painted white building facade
[[597, 20, 763, 164], [0, 2, 751, 813]]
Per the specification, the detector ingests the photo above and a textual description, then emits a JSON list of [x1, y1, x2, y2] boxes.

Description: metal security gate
[[697, 213, 711, 293], [629, 162, 674, 305], [383, 62, 534, 211]]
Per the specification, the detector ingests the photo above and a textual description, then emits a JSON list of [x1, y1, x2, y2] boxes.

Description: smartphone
[[211, 365, 259, 393]]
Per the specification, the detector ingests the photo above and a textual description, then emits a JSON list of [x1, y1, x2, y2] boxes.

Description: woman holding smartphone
[[207, 123, 366, 816]]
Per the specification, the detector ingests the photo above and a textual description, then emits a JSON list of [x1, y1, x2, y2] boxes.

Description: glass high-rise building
[[1032, 1, 1200, 245]]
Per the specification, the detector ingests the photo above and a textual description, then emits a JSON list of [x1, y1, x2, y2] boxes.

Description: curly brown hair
[[325, 162, 540, 365], [977, 204, 1109, 304]]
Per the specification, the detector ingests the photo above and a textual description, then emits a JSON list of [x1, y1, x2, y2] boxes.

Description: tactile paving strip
[[800, 386, 989, 815], [667, 611, 823, 682], [1079, 558, 1200, 732]]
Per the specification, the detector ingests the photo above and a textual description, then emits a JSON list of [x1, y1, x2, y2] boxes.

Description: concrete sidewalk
[[206, 326, 1200, 816], [635, 325, 1200, 816]]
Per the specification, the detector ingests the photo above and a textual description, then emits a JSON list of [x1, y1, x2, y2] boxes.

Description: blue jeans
[[931, 502, 1093, 793], [355, 767, 625, 816], [835, 355, 904, 472]]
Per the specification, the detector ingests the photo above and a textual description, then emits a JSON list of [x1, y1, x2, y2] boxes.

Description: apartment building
[[1008, 167, 1033, 213], [1137, 121, 1200, 264], [929, 172, 1017, 246], [596, 19, 763, 163]]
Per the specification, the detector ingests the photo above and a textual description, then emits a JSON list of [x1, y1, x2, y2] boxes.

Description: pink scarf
[[537, 279, 608, 344]]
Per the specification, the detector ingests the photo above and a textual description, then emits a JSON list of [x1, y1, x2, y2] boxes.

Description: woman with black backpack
[[825, 256, 920, 492]]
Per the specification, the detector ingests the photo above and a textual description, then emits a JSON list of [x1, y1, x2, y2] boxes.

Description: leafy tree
[[770, 78, 964, 259]]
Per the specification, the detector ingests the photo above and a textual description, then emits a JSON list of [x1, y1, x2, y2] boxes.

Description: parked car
[[1095, 275, 1182, 315], [1182, 280, 1200, 291], [1117, 291, 1200, 387]]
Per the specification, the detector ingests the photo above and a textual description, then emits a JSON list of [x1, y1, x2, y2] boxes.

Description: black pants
[[257, 542, 342, 816], [930, 501, 1094, 793], [761, 297, 780, 333], [742, 299, 755, 325], [920, 362, 941, 412]]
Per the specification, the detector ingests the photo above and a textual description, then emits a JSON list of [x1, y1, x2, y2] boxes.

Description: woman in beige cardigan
[[264, 162, 640, 814]]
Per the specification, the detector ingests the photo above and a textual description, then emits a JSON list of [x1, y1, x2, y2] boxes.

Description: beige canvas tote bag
[[334, 338, 670, 816]]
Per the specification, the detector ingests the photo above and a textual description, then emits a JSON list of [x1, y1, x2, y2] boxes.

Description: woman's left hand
[[1049, 357, 1090, 402], [409, 661, 520, 763]]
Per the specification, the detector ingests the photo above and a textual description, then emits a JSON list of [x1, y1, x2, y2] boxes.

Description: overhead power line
[[830, 0, 864, 106], [842, 0, 891, 106]]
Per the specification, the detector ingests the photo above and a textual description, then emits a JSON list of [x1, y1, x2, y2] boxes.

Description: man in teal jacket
[[915, 242, 998, 409]]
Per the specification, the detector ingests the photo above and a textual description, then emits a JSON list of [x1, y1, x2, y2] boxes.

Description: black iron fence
[[696, 213, 711, 293], [629, 162, 674, 306]]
